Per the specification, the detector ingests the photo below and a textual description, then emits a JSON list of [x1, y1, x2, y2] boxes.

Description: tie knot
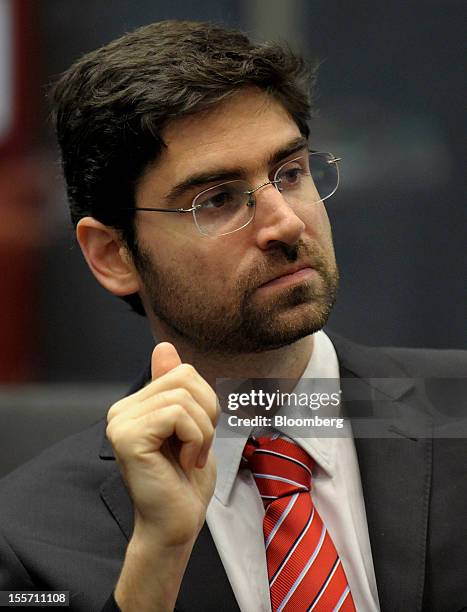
[[242, 436, 314, 505]]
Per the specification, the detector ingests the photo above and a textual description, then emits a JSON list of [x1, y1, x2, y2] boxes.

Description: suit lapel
[[330, 333, 432, 611], [98, 429, 239, 611], [99, 466, 134, 539]]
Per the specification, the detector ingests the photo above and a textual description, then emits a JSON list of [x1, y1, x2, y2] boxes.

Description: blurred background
[[1, 0, 466, 385]]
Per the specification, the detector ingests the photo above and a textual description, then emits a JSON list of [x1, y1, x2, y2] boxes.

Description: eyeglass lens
[[193, 152, 339, 236]]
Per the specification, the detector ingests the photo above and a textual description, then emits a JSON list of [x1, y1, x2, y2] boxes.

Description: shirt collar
[[212, 330, 342, 505]]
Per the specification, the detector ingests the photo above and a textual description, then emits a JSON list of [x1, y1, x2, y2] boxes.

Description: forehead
[[153, 87, 303, 182]]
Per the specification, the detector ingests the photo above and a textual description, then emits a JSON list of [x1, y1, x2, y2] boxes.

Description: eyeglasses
[[134, 151, 341, 237]]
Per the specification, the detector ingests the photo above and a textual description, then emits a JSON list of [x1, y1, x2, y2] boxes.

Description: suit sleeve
[[0, 529, 36, 588], [101, 594, 122, 611], [0, 528, 120, 612]]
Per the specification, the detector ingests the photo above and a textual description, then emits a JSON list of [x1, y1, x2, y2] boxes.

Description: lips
[[258, 264, 315, 289]]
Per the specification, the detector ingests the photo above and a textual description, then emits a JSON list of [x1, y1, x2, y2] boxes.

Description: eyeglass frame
[[131, 150, 341, 236]]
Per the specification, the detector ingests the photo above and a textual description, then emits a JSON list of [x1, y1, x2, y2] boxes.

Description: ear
[[76, 217, 140, 297]]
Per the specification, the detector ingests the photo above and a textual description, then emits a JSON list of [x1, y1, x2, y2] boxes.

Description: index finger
[[136, 362, 218, 425]]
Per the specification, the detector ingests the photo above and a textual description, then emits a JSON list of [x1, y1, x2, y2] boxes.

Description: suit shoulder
[[327, 330, 466, 377], [0, 419, 112, 516], [377, 345, 467, 377]]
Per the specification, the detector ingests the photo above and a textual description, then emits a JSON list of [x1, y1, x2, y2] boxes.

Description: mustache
[[239, 239, 330, 292], [273, 241, 301, 263]]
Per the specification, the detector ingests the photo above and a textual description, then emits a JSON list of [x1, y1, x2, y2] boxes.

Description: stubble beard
[[134, 240, 339, 355]]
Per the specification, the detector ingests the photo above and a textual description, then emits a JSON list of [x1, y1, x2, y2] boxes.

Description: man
[[0, 20, 466, 612]]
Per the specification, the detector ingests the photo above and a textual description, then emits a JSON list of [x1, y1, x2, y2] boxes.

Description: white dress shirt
[[206, 330, 380, 611]]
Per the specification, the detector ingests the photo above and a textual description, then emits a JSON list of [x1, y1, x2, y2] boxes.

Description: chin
[[241, 302, 332, 353]]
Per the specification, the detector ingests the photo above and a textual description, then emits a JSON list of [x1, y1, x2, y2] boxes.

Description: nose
[[252, 183, 306, 250]]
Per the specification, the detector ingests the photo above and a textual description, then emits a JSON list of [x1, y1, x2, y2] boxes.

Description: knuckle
[[105, 422, 113, 440], [107, 399, 123, 422], [143, 408, 163, 428], [174, 387, 193, 404], [158, 403, 185, 421], [170, 403, 185, 418], [156, 389, 173, 406], [106, 422, 124, 453], [205, 393, 218, 421], [188, 423, 203, 441], [178, 363, 197, 379]]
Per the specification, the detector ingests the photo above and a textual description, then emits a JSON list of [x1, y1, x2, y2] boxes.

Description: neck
[[151, 322, 315, 390]]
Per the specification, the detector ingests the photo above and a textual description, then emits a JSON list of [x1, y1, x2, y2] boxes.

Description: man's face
[[132, 88, 338, 354]]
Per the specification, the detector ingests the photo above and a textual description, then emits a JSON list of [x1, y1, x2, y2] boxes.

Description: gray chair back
[[0, 385, 125, 478]]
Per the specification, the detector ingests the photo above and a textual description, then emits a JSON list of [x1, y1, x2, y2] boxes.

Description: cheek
[[318, 204, 333, 235], [176, 240, 238, 287], [136, 213, 201, 252], [197, 253, 235, 286], [300, 201, 332, 237]]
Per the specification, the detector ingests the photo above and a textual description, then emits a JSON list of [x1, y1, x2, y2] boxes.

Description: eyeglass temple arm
[[132, 206, 197, 214]]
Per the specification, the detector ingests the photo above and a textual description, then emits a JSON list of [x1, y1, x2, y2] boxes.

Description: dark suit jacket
[[0, 333, 466, 611]]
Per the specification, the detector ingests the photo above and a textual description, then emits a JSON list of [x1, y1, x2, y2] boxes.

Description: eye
[[281, 167, 304, 185], [194, 181, 250, 212], [276, 158, 309, 190], [205, 191, 232, 209], [198, 189, 235, 210]]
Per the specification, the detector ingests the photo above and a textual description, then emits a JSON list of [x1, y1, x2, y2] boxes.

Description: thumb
[[151, 342, 183, 380]]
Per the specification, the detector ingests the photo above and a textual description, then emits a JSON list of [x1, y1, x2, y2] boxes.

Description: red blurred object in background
[[0, 0, 47, 382]]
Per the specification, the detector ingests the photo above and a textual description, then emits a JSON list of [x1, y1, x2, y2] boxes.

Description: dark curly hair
[[51, 20, 318, 315]]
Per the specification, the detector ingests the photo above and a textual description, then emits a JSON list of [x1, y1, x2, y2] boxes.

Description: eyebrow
[[164, 135, 309, 205]]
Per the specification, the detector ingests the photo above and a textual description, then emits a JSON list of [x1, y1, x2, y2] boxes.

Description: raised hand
[[107, 343, 218, 609]]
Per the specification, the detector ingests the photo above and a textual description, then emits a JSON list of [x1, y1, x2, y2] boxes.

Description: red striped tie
[[242, 436, 356, 612]]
